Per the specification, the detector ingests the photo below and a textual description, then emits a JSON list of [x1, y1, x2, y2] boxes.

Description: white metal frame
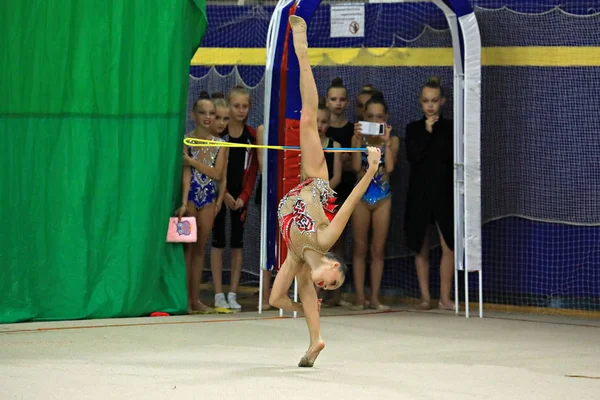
[[260, 0, 482, 318], [432, 0, 483, 318], [458, 10, 483, 318], [258, 0, 294, 315]]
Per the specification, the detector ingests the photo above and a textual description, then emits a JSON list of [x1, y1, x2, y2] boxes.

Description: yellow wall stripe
[[191, 47, 600, 67], [482, 47, 600, 67]]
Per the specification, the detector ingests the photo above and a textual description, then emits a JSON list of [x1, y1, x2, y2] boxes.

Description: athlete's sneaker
[[214, 293, 230, 309], [228, 292, 242, 311]]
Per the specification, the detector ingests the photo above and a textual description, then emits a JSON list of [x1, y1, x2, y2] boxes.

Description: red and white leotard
[[277, 178, 338, 263]]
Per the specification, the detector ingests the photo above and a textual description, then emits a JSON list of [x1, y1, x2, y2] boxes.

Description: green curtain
[[0, 1, 207, 323]]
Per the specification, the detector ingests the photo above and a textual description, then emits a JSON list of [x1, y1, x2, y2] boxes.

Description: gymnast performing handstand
[[269, 15, 381, 368]]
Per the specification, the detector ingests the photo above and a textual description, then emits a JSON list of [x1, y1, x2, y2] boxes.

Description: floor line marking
[[2, 308, 598, 334]]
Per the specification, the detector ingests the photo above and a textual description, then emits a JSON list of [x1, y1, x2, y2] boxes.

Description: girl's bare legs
[[210, 247, 224, 294], [260, 269, 272, 310], [184, 243, 193, 313], [297, 266, 325, 367], [226, 247, 243, 310], [351, 201, 370, 309], [331, 235, 345, 258], [369, 199, 391, 308], [289, 15, 328, 181], [438, 226, 455, 310], [415, 227, 431, 310], [230, 248, 243, 293], [190, 204, 216, 311]]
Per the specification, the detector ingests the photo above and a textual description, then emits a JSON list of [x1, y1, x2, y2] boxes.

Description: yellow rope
[[183, 137, 366, 152]]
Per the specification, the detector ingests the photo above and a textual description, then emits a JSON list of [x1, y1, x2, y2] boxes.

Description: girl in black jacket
[[404, 77, 455, 311]]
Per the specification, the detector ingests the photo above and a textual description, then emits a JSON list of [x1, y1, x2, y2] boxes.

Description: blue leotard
[[186, 134, 224, 209], [360, 145, 391, 206]]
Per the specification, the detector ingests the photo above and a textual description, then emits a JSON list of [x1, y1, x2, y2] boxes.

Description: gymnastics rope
[[184, 137, 368, 152]]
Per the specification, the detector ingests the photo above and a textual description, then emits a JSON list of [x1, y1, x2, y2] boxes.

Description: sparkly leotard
[[277, 178, 338, 263], [186, 133, 224, 209], [361, 144, 391, 207]]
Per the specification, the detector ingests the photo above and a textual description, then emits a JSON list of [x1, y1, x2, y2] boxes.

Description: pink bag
[[166, 217, 197, 243]]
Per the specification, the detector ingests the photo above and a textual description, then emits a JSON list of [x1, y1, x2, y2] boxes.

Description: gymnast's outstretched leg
[[289, 15, 328, 181]]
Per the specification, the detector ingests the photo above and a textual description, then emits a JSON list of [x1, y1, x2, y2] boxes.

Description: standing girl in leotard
[[350, 94, 399, 311], [177, 92, 226, 314], [269, 15, 381, 368]]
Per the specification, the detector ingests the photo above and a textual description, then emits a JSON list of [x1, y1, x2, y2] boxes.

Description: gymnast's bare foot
[[190, 301, 215, 314], [289, 15, 307, 33], [438, 299, 455, 311], [289, 15, 308, 51], [298, 338, 325, 368]]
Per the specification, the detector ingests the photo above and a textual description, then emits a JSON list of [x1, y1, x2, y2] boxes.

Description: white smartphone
[[358, 121, 385, 136]]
